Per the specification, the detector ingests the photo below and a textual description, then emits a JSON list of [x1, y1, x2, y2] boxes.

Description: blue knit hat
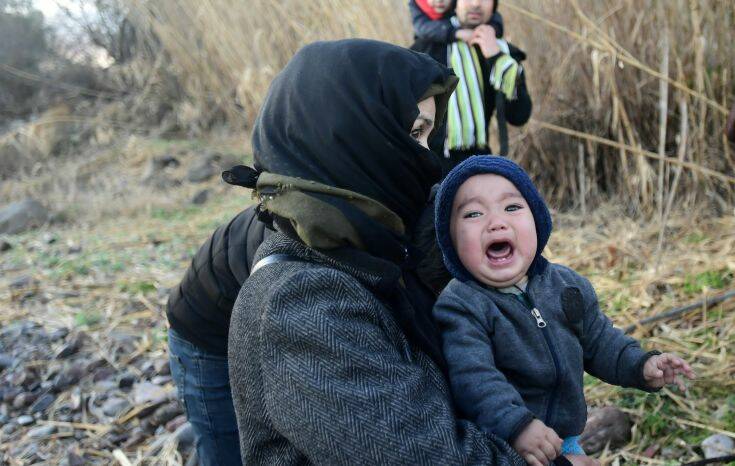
[[435, 155, 552, 283]]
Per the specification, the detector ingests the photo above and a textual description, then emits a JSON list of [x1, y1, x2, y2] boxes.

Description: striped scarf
[[445, 40, 487, 152]]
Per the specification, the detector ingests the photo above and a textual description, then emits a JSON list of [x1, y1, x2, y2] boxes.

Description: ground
[[0, 138, 733, 465]]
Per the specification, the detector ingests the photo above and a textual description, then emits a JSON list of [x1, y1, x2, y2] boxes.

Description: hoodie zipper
[[516, 288, 561, 427]]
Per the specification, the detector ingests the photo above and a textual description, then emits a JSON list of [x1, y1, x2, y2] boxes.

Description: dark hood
[[251, 39, 457, 231]]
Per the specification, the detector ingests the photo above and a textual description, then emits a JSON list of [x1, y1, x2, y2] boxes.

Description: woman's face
[[410, 97, 436, 149]]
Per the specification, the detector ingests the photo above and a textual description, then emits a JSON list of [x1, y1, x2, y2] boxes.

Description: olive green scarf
[[254, 172, 405, 251]]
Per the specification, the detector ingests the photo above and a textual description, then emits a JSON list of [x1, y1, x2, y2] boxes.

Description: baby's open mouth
[[486, 240, 514, 264]]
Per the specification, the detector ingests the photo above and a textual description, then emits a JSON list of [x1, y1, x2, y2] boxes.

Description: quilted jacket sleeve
[[259, 267, 525, 465]]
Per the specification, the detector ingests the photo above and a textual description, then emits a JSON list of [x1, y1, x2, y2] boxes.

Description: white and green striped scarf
[[445, 40, 487, 151]]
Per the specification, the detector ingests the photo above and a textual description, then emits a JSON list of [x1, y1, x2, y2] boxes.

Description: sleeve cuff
[[635, 350, 662, 392], [503, 411, 536, 444]]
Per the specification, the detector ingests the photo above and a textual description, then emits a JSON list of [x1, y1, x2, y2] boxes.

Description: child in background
[[433, 156, 696, 466], [410, 0, 504, 44]]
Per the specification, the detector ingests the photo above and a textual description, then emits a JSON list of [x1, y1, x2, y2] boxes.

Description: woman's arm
[[258, 267, 525, 465]]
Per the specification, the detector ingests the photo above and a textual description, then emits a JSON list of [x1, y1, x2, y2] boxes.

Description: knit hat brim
[[434, 155, 551, 283]]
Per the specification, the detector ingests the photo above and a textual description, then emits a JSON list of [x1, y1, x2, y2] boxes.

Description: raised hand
[[643, 353, 696, 391], [469, 24, 500, 58]]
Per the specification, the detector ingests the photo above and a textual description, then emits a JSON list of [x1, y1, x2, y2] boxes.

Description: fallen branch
[[623, 289, 735, 334]]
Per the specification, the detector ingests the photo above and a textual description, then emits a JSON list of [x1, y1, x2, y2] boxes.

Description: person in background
[[412, 0, 532, 174], [432, 155, 696, 466], [410, 0, 504, 44]]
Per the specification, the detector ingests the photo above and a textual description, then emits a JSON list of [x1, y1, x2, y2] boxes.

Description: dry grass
[[124, 0, 735, 214]]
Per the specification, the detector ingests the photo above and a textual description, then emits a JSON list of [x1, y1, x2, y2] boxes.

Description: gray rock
[[52, 364, 84, 391], [26, 424, 56, 439], [2, 422, 17, 435], [154, 358, 171, 376], [16, 414, 34, 426], [151, 375, 172, 385], [143, 155, 180, 180], [118, 372, 136, 389], [29, 393, 55, 414], [206, 151, 241, 170], [0, 199, 49, 235], [701, 434, 734, 459], [9, 275, 34, 289], [580, 406, 631, 454], [151, 401, 183, 426], [13, 391, 38, 409], [48, 327, 69, 341], [0, 353, 14, 370], [190, 189, 210, 205], [174, 422, 195, 449], [133, 381, 172, 405], [55, 333, 85, 359], [101, 397, 130, 417], [186, 160, 216, 183]]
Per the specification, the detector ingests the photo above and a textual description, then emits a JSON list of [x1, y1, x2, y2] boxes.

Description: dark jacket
[[411, 37, 532, 168], [228, 232, 526, 465], [409, 0, 504, 43], [166, 205, 272, 355], [433, 263, 657, 443]]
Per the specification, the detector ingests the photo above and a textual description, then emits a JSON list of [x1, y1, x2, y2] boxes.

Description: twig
[[655, 98, 688, 270], [623, 289, 735, 334], [113, 449, 134, 466], [532, 119, 735, 185], [682, 455, 735, 466]]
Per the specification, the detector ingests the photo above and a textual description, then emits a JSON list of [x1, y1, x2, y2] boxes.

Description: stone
[[102, 397, 130, 417], [151, 401, 183, 427], [9, 275, 34, 289], [118, 372, 136, 389], [186, 160, 216, 183], [154, 359, 170, 376], [580, 406, 632, 454], [26, 424, 56, 439], [48, 327, 69, 341], [29, 393, 55, 414], [0, 239, 11, 252], [52, 364, 84, 391], [13, 391, 38, 409], [133, 382, 171, 405], [16, 414, 34, 426], [701, 434, 734, 459], [165, 414, 187, 432], [174, 422, 195, 449], [190, 189, 210, 205], [0, 353, 14, 371], [2, 423, 17, 435], [0, 199, 49, 235], [151, 375, 172, 385], [65, 451, 85, 466], [92, 366, 116, 382], [42, 233, 57, 244], [55, 333, 85, 359]]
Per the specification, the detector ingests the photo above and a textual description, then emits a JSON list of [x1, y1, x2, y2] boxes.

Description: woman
[[226, 39, 533, 464]]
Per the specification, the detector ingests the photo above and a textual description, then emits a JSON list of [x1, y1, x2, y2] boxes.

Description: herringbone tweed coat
[[228, 233, 526, 465]]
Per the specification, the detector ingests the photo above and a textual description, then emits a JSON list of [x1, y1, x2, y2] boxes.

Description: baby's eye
[[505, 204, 523, 212], [463, 211, 482, 219]]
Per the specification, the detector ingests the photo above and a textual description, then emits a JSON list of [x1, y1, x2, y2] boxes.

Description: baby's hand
[[512, 419, 562, 466], [643, 353, 696, 391]]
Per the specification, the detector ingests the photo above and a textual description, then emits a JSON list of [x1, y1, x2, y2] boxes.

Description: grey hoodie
[[433, 262, 658, 442]]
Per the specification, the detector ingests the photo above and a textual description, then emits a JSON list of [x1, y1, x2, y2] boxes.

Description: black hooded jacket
[[166, 205, 272, 355]]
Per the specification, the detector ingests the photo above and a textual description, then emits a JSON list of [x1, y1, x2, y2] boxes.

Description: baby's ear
[[561, 287, 584, 337]]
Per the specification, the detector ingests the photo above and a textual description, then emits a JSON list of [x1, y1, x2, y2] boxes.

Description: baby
[[409, 0, 504, 44], [433, 156, 695, 466]]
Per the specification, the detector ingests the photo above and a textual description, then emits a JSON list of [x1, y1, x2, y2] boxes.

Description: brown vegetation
[[129, 0, 735, 214]]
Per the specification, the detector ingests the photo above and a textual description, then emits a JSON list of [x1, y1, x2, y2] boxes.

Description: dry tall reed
[[126, 0, 735, 214]]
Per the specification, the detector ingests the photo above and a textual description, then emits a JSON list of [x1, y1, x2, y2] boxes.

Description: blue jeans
[[168, 329, 242, 466]]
